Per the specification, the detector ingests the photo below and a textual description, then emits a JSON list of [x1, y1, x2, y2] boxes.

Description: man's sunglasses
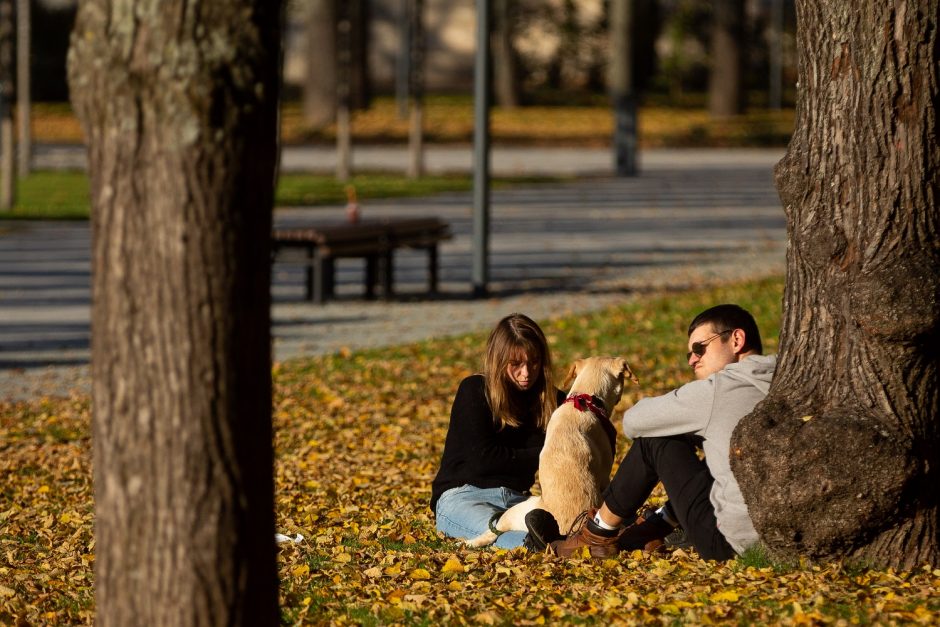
[[687, 329, 733, 360]]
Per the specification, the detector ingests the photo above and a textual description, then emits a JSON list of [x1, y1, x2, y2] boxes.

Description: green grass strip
[[0, 171, 561, 221]]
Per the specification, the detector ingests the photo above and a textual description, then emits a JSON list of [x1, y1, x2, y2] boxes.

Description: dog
[[464, 356, 638, 547]]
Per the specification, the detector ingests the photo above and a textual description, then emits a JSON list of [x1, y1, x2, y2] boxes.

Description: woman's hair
[[483, 313, 555, 431]]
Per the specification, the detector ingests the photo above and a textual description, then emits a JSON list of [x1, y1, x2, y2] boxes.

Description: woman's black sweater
[[430, 374, 565, 512]]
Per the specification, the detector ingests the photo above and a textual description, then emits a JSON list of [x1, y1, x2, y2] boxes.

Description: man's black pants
[[602, 434, 735, 561]]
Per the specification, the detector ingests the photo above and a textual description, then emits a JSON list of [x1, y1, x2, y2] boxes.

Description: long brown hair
[[483, 313, 555, 431]]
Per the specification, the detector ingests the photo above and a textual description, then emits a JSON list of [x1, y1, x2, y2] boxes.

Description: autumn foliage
[[2, 278, 939, 624]]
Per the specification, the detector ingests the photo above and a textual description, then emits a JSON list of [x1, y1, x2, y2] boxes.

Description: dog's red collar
[[565, 394, 617, 456], [565, 394, 609, 420]]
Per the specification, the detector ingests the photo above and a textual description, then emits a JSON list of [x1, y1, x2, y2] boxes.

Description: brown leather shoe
[[550, 509, 624, 558]]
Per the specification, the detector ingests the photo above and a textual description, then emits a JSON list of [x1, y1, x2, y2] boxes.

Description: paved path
[[35, 143, 781, 176], [1, 146, 787, 401]]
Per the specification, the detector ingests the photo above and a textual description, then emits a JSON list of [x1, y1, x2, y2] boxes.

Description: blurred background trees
[[27, 0, 796, 143]]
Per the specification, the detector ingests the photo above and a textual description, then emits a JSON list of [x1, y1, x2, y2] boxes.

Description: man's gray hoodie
[[621, 354, 776, 554]]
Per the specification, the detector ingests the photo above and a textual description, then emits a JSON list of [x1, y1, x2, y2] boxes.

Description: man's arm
[[621, 377, 716, 439]]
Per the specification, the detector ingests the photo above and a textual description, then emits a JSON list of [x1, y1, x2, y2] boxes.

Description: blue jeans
[[435, 485, 529, 548]]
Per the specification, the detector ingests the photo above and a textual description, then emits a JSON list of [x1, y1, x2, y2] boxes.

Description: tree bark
[[67, 1, 282, 623], [303, 0, 337, 129], [731, 0, 940, 569], [708, 0, 746, 117]]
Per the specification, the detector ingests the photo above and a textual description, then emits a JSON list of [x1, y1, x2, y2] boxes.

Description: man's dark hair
[[688, 304, 763, 355]]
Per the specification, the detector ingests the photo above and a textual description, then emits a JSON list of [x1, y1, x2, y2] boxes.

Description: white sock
[[593, 511, 620, 531]]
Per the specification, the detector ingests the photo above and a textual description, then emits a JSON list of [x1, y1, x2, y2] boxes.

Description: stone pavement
[[35, 142, 782, 176], [1, 146, 787, 401]]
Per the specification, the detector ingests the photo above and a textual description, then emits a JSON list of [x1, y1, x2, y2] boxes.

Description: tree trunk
[[491, 0, 520, 109], [0, 0, 14, 210], [731, 1, 940, 569], [303, 0, 337, 129], [336, 0, 353, 181], [407, 0, 424, 178], [609, 0, 637, 177], [16, 0, 28, 176], [67, 1, 282, 623], [348, 0, 371, 111], [708, 0, 745, 117]]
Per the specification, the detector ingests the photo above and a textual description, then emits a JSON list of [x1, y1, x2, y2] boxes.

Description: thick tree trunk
[[731, 1, 940, 569], [708, 0, 746, 117], [303, 0, 337, 129], [67, 1, 282, 623]]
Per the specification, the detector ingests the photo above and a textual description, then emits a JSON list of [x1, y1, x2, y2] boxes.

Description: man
[[529, 304, 775, 560]]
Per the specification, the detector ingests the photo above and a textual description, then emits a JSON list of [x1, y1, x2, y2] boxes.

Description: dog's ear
[[562, 359, 583, 389], [615, 357, 640, 385]]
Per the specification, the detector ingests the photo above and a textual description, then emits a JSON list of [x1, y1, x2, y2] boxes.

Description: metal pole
[[471, 0, 490, 297]]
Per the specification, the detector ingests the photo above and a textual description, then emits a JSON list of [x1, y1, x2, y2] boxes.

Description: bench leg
[[364, 255, 378, 299], [428, 244, 440, 294], [305, 246, 315, 301], [381, 251, 394, 299], [312, 254, 334, 304]]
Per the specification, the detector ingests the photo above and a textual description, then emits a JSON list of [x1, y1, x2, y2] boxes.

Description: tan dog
[[465, 356, 638, 547]]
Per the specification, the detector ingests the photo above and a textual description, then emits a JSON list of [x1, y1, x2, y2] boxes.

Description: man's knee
[[634, 435, 699, 467]]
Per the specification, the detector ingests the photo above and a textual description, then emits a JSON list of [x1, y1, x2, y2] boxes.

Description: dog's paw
[[464, 532, 497, 548]]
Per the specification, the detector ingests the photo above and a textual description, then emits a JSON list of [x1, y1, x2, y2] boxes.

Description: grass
[[10, 171, 92, 220], [275, 172, 559, 207], [1, 171, 558, 221]]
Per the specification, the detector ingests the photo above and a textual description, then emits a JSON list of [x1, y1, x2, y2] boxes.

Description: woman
[[430, 313, 566, 548]]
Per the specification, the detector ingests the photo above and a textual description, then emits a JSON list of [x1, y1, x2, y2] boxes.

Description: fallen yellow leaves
[[441, 556, 465, 574], [710, 589, 740, 603], [3, 281, 940, 624]]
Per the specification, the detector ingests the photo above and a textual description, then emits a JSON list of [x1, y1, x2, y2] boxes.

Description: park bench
[[272, 217, 453, 303]]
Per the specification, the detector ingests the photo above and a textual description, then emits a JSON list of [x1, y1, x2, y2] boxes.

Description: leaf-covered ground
[[31, 98, 794, 148], [2, 277, 939, 625]]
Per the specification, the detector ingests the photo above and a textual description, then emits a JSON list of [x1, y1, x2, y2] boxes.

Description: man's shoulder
[[716, 354, 776, 391], [728, 354, 777, 375]]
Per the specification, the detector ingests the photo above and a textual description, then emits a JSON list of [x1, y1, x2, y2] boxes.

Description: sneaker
[[663, 526, 692, 550], [550, 509, 623, 558], [616, 509, 676, 552], [523, 509, 561, 552]]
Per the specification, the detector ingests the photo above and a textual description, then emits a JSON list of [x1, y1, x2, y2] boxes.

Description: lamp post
[[471, 0, 491, 297]]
